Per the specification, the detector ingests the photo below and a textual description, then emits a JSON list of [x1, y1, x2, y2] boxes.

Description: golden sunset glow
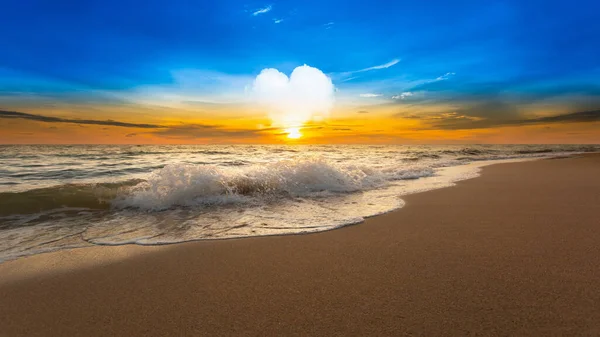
[[1, 62, 599, 145], [1, 100, 599, 144], [0, 0, 598, 147], [285, 127, 302, 139]]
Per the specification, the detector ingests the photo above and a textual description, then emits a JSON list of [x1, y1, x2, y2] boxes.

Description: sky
[[1, 0, 599, 144]]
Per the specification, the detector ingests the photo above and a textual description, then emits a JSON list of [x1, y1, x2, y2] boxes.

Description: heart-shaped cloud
[[252, 65, 335, 127]]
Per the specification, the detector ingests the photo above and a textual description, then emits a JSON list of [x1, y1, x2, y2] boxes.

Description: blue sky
[[2, 0, 598, 90], [1, 0, 599, 139]]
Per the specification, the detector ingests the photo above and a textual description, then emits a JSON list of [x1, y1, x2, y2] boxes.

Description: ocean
[[1, 144, 598, 262]]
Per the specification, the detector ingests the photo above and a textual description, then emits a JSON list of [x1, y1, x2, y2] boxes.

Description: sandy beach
[[1, 154, 599, 336]]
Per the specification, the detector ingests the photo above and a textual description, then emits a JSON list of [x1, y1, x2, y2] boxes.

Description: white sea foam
[[113, 157, 433, 211]]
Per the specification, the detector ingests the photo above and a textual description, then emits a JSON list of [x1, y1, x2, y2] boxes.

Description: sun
[[285, 127, 302, 139]]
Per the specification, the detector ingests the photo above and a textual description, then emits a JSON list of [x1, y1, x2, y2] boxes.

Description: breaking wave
[[0, 157, 436, 218]]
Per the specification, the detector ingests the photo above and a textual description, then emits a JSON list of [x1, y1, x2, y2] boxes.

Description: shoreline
[[1, 153, 600, 335], [0, 156, 546, 276], [0, 155, 554, 267]]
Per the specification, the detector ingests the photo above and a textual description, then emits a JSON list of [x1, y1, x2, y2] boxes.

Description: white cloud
[[340, 76, 360, 82], [358, 59, 400, 72], [392, 92, 413, 100], [335, 59, 401, 79], [360, 93, 382, 98], [252, 5, 272, 16], [324, 22, 335, 29], [273, 18, 283, 23], [252, 65, 335, 126], [436, 72, 456, 81]]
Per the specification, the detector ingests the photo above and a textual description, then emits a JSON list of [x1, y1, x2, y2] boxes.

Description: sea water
[[0, 144, 597, 262]]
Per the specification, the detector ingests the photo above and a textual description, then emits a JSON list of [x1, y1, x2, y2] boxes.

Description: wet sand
[[1, 154, 599, 336]]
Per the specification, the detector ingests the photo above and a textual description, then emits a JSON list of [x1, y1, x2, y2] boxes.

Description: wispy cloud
[[273, 18, 283, 24], [324, 22, 335, 29], [0, 110, 167, 129], [0, 110, 280, 140], [335, 59, 401, 79], [252, 5, 272, 16], [357, 59, 401, 72], [150, 125, 250, 139], [436, 72, 456, 81], [359, 93, 382, 98], [400, 106, 600, 130], [509, 110, 600, 126], [392, 92, 414, 100], [340, 76, 360, 83]]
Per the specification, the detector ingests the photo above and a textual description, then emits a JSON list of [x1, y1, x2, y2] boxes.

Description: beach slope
[[1, 154, 599, 336]]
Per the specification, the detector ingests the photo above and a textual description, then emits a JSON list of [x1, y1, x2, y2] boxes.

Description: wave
[[0, 158, 436, 216], [2, 146, 597, 220], [115, 157, 432, 211], [2, 145, 598, 262], [0, 180, 143, 218]]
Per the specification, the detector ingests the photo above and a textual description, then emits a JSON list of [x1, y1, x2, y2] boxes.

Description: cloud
[[511, 110, 600, 125], [357, 110, 369, 114], [429, 112, 483, 122], [340, 76, 360, 82], [252, 65, 335, 126], [0, 110, 311, 141], [397, 99, 522, 130], [389, 76, 600, 131], [436, 72, 456, 81], [252, 5, 272, 16], [392, 92, 414, 100], [359, 59, 401, 72], [150, 124, 277, 140], [0, 110, 167, 129], [335, 59, 400, 79], [359, 93, 382, 98], [324, 22, 334, 29], [273, 18, 283, 24], [402, 107, 600, 130], [400, 112, 474, 121]]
